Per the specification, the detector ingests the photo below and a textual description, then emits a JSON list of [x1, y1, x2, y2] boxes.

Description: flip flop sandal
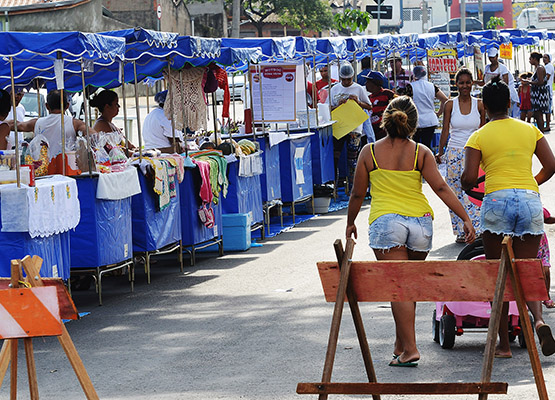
[[543, 300, 555, 309], [537, 324, 555, 356], [389, 357, 418, 367], [205, 206, 215, 229]]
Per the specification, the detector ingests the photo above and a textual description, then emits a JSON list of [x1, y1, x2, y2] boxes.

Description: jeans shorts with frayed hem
[[368, 213, 433, 252], [481, 189, 544, 237]]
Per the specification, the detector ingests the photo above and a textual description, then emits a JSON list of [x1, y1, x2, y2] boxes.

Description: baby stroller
[[432, 174, 528, 349], [432, 247, 526, 349]]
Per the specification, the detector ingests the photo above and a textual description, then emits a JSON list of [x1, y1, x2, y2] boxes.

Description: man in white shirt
[[543, 53, 554, 131], [142, 90, 184, 153], [329, 63, 372, 190]]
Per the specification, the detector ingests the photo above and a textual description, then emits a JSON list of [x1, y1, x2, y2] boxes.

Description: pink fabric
[[192, 159, 213, 204]]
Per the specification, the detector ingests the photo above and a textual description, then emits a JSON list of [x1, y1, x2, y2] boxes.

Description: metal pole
[[327, 56, 332, 119], [303, 56, 311, 132], [121, 62, 129, 156], [312, 56, 319, 125], [9, 57, 20, 187], [248, 60, 256, 139], [167, 62, 176, 153], [179, 70, 188, 156], [258, 64, 265, 137], [231, 73, 237, 122], [146, 84, 150, 114], [133, 61, 143, 161], [80, 58, 93, 177], [36, 80, 42, 117], [57, 52, 66, 177]]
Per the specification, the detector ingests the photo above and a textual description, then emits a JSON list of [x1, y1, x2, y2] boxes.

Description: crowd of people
[[330, 52, 555, 366]]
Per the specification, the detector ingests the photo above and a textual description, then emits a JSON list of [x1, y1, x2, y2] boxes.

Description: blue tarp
[[222, 160, 264, 224], [256, 136, 282, 203], [70, 176, 133, 269], [180, 167, 222, 246], [279, 134, 314, 203], [310, 124, 335, 185], [131, 169, 182, 252]]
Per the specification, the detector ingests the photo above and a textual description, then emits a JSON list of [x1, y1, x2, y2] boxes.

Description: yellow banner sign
[[499, 43, 513, 60]]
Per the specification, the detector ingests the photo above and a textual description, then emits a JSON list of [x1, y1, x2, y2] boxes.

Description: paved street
[[1, 132, 555, 400]]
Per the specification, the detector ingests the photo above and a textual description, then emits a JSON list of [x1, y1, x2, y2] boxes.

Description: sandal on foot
[[543, 300, 555, 309], [537, 324, 555, 356], [389, 357, 419, 367], [455, 235, 466, 244]]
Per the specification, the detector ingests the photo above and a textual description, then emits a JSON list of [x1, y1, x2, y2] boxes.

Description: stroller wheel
[[457, 238, 484, 260], [439, 314, 456, 349], [432, 309, 440, 343]]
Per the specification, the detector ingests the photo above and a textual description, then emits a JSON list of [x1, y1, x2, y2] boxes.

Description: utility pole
[[461, 0, 466, 32], [478, 0, 483, 28], [231, 0, 241, 37]]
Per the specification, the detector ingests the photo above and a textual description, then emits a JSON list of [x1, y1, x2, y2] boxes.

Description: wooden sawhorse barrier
[[0, 256, 99, 399], [297, 237, 549, 399]]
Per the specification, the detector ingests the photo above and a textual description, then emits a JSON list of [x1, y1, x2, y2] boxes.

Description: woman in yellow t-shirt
[[347, 96, 475, 367], [462, 76, 555, 358]]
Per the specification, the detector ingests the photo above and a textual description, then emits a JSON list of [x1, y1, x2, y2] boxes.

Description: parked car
[[428, 17, 483, 33], [215, 74, 245, 104], [20, 90, 48, 120]]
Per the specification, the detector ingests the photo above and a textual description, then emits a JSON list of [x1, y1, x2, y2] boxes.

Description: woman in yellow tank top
[[347, 96, 476, 367]]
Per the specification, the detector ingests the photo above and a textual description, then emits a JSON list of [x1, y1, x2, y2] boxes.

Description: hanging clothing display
[[164, 68, 207, 132], [213, 66, 230, 119]]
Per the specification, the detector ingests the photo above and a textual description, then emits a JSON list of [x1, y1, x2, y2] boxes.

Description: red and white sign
[[157, 4, 162, 20], [0, 287, 62, 339], [427, 48, 458, 74], [249, 64, 297, 122]]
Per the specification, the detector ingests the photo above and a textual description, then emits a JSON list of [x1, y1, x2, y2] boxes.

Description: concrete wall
[[103, 0, 192, 34], [7, 0, 105, 32]]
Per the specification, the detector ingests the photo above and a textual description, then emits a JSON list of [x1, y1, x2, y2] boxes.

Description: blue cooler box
[[222, 213, 251, 251]]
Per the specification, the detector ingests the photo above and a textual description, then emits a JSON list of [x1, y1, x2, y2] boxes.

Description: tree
[[232, 0, 334, 37], [334, 9, 371, 35], [486, 16, 505, 30]]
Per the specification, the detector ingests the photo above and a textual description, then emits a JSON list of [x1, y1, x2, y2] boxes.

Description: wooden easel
[[0, 255, 99, 400], [297, 237, 549, 399]]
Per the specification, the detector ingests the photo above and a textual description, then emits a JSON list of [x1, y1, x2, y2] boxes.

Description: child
[[541, 208, 555, 308], [519, 72, 533, 122]]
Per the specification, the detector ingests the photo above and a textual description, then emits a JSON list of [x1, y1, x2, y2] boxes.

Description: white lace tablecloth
[[0, 175, 80, 238]]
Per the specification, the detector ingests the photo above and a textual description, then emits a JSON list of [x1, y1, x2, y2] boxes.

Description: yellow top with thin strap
[[368, 143, 434, 225]]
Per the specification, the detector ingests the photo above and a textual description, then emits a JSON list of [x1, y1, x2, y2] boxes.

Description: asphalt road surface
[[1, 132, 555, 400]]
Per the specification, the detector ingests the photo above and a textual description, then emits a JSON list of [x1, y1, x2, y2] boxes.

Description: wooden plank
[[296, 382, 508, 395], [317, 259, 547, 302], [24, 338, 39, 400], [319, 239, 355, 400], [0, 341, 9, 388], [333, 240, 380, 400], [10, 339, 17, 400]]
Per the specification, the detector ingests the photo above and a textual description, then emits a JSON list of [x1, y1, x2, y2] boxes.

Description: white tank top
[[34, 113, 76, 159], [411, 79, 439, 129], [448, 96, 480, 149]]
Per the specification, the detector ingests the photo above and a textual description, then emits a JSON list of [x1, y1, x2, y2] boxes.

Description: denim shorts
[[481, 189, 544, 237], [368, 213, 433, 252]]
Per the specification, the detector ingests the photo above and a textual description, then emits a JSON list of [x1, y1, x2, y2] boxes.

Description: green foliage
[[486, 16, 505, 30], [235, 0, 334, 36], [334, 9, 372, 33]]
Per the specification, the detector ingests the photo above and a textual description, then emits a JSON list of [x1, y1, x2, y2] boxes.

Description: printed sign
[[474, 46, 485, 82], [250, 64, 297, 122], [499, 43, 513, 60], [427, 48, 458, 74]]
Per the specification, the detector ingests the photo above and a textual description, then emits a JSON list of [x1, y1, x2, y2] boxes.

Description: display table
[[221, 157, 264, 237], [278, 133, 314, 223], [180, 166, 223, 266], [70, 171, 139, 305], [131, 167, 182, 283], [0, 175, 79, 280]]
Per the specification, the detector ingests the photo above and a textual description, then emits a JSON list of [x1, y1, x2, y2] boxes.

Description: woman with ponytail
[[346, 96, 476, 367]]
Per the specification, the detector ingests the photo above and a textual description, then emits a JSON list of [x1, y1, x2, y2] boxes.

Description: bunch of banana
[[238, 139, 256, 155]]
